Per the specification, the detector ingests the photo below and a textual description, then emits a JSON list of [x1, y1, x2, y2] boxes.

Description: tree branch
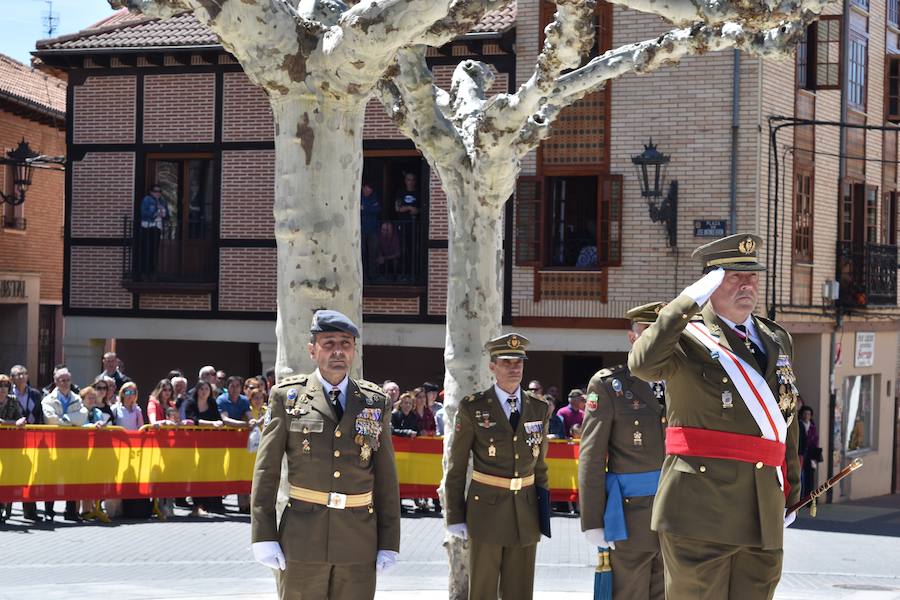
[[484, 0, 596, 130], [601, 0, 833, 28], [376, 47, 466, 168], [514, 17, 811, 153]]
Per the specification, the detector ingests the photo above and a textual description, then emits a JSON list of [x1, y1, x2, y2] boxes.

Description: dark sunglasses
[[0, 383, 10, 388], [94, 385, 108, 391]]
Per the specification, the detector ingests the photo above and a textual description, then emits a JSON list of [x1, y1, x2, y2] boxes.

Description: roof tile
[[0, 53, 66, 116]]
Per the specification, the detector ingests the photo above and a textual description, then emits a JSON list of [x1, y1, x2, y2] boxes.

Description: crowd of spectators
[[1, 355, 586, 524], [0, 354, 277, 525]]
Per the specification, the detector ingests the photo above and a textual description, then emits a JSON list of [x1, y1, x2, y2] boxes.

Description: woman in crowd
[[91, 377, 114, 421], [391, 392, 419, 437], [799, 405, 822, 498], [246, 378, 267, 424], [147, 378, 176, 425], [183, 380, 222, 516], [76, 385, 112, 522], [412, 386, 436, 437], [111, 382, 144, 430], [0, 374, 24, 522]]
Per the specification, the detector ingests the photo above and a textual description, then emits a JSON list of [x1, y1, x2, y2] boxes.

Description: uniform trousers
[[275, 561, 375, 600], [659, 531, 783, 600], [609, 544, 664, 600], [468, 539, 537, 600]]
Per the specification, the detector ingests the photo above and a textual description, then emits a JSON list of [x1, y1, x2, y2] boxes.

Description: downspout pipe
[[730, 49, 740, 235]]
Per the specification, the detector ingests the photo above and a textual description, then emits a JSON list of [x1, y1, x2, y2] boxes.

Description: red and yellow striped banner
[[0, 427, 581, 503]]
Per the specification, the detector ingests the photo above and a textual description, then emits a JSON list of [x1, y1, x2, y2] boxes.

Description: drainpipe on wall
[[828, 0, 852, 503], [729, 49, 740, 235]]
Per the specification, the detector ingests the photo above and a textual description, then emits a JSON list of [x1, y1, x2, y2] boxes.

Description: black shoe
[[24, 512, 43, 523], [63, 512, 83, 522], [44, 510, 55, 521]]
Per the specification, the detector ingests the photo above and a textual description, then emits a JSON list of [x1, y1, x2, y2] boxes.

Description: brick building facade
[[0, 54, 66, 384], [36, 1, 899, 498]]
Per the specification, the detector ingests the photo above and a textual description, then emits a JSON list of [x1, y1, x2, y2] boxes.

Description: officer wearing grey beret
[[250, 309, 401, 600]]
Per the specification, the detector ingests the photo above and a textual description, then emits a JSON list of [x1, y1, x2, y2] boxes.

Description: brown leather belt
[[472, 470, 535, 491], [289, 485, 373, 509]]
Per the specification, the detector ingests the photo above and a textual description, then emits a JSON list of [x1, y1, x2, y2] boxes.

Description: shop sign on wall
[[854, 332, 875, 368]]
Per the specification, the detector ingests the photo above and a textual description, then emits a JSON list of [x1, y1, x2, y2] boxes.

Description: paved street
[[1, 496, 899, 600]]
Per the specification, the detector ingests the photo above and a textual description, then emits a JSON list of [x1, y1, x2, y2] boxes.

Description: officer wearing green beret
[[250, 310, 401, 600], [578, 302, 667, 600], [445, 333, 551, 600], [629, 234, 801, 600]]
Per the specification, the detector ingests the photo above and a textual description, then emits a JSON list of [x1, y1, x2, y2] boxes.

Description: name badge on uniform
[[721, 390, 733, 409]]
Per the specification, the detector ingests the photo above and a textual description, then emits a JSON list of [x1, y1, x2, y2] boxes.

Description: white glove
[[447, 523, 468, 540], [784, 509, 796, 528], [681, 268, 726, 306], [376, 550, 398, 573], [584, 528, 616, 550], [252, 541, 286, 570]]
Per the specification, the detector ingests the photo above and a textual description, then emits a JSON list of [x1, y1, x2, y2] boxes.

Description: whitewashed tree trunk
[[270, 96, 365, 379]]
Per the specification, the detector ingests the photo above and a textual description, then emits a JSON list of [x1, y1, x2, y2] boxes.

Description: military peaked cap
[[485, 333, 529, 360], [692, 233, 766, 272], [624, 301, 665, 324]]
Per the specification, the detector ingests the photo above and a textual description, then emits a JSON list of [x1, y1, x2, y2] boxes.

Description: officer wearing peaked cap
[[579, 302, 667, 600], [445, 333, 551, 600], [629, 234, 801, 600], [250, 309, 400, 600]]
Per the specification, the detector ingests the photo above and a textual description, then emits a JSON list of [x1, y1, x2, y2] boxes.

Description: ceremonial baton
[[785, 458, 863, 518]]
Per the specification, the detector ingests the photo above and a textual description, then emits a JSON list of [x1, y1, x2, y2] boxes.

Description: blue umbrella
[[594, 547, 612, 600]]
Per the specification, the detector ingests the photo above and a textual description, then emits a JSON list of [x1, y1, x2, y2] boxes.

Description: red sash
[[666, 426, 786, 467]]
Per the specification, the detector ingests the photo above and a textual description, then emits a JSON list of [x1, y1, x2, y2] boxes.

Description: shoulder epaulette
[[274, 374, 308, 389], [465, 392, 481, 403], [597, 364, 626, 380], [357, 379, 387, 398], [525, 390, 549, 404]]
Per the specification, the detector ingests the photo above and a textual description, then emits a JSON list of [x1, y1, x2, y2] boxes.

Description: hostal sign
[[0, 280, 26, 299]]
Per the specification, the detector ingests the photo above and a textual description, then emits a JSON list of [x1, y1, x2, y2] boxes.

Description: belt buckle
[[509, 477, 523, 491], [327, 492, 347, 509]]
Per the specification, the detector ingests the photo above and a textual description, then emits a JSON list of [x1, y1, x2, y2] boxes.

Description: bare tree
[[112, 0, 507, 379], [376, 0, 834, 595]]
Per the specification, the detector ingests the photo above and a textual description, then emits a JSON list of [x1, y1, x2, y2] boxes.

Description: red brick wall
[[363, 98, 405, 139], [428, 169, 447, 240], [139, 293, 211, 311], [218, 247, 276, 311], [0, 109, 65, 302], [73, 76, 135, 144], [363, 297, 419, 315], [143, 73, 215, 143], [427, 249, 447, 316], [222, 72, 273, 142], [69, 246, 132, 309], [220, 150, 275, 239], [71, 152, 135, 238]]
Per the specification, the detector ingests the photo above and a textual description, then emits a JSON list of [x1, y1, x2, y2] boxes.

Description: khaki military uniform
[[629, 296, 801, 600], [579, 364, 666, 599], [445, 387, 550, 600], [251, 373, 401, 600]]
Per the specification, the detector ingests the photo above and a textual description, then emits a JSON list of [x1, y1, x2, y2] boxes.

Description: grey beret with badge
[[310, 309, 360, 337]]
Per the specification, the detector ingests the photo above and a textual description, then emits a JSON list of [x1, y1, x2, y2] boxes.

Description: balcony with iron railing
[[121, 217, 216, 290], [361, 219, 425, 287], [837, 241, 899, 307]]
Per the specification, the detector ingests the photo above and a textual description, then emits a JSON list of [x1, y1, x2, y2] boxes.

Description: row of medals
[[475, 410, 542, 459], [287, 391, 381, 461]]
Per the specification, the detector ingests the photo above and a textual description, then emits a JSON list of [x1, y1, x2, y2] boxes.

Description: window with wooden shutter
[[599, 174, 623, 267], [815, 17, 842, 90], [793, 170, 814, 262], [887, 56, 900, 122], [882, 190, 897, 245], [515, 176, 543, 266]]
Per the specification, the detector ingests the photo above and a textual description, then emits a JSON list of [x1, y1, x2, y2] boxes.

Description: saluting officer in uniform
[[579, 302, 668, 600], [445, 333, 551, 600], [250, 310, 401, 600], [629, 234, 801, 600]]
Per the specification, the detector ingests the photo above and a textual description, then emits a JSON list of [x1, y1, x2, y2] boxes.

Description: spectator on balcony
[[382, 380, 401, 409], [557, 389, 586, 438], [42, 366, 88, 521], [376, 221, 402, 276], [394, 172, 420, 222], [147, 379, 176, 425], [97, 352, 131, 393], [411, 387, 436, 437], [111, 382, 144, 431], [361, 180, 382, 276], [216, 376, 256, 428], [391, 392, 419, 437], [138, 184, 170, 279]]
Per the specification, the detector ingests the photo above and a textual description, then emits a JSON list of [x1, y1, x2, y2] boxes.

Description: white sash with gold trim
[[685, 321, 788, 489]]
